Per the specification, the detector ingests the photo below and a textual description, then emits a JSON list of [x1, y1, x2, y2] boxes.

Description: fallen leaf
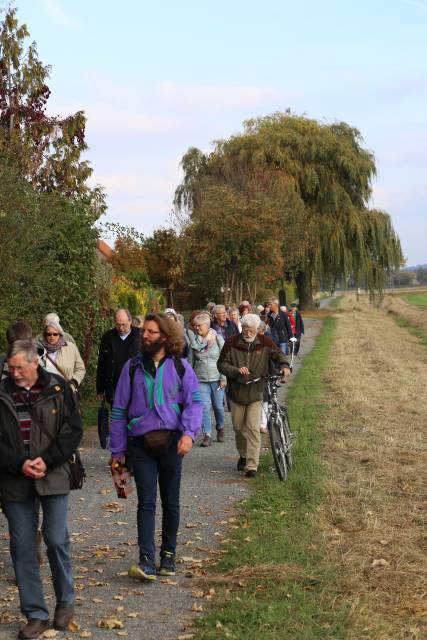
[[191, 603, 203, 612], [42, 631, 59, 638], [97, 619, 124, 629], [67, 620, 80, 632], [160, 579, 178, 585], [177, 635, 195, 640], [79, 632, 92, 638], [127, 613, 138, 618], [191, 590, 204, 598], [113, 595, 124, 601], [91, 598, 103, 604], [185, 523, 198, 529]]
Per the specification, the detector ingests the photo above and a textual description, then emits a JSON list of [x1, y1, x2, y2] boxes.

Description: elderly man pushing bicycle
[[217, 314, 290, 478]]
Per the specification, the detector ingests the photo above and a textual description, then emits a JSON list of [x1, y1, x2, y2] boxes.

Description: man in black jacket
[[96, 309, 140, 405], [211, 305, 239, 340], [267, 298, 293, 354], [0, 340, 82, 638]]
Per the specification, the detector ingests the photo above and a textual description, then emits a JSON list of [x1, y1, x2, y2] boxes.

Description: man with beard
[[109, 314, 202, 581], [218, 314, 290, 478]]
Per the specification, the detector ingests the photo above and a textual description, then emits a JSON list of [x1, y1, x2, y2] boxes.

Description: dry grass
[[381, 294, 427, 335], [317, 295, 427, 638]]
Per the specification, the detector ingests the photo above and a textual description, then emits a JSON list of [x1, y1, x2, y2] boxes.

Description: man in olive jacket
[[217, 314, 290, 478], [0, 340, 82, 639]]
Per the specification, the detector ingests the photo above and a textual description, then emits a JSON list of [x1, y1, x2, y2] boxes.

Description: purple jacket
[[109, 355, 203, 457]]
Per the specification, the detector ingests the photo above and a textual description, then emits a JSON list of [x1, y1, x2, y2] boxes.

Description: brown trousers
[[230, 400, 262, 471]]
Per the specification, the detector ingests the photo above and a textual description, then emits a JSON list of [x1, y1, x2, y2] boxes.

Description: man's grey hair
[[114, 308, 132, 321], [268, 297, 279, 305], [241, 314, 261, 330], [193, 313, 211, 327], [213, 304, 226, 315], [44, 312, 60, 326], [7, 340, 39, 362]]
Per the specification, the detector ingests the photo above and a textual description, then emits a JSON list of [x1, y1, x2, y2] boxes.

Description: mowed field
[[317, 295, 426, 638]]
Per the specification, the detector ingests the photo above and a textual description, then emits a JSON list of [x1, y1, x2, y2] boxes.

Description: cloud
[[92, 172, 177, 197], [402, 0, 427, 11], [158, 82, 285, 110], [39, 0, 79, 28], [85, 105, 184, 135]]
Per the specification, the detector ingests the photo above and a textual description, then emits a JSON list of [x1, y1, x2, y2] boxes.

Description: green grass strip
[[391, 315, 427, 348], [193, 317, 353, 640], [400, 293, 427, 309]]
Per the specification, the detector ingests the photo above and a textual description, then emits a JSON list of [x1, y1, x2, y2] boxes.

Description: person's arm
[[179, 362, 203, 442], [40, 382, 83, 470], [217, 340, 240, 379], [71, 344, 86, 388], [109, 360, 133, 459]]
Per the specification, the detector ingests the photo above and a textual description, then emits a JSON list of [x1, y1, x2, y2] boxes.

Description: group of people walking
[[0, 299, 303, 638]]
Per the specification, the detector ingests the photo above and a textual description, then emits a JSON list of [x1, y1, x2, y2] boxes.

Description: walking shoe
[[237, 456, 246, 471], [128, 556, 157, 581], [200, 434, 211, 447], [216, 427, 224, 442], [53, 604, 74, 630], [246, 470, 257, 478], [18, 619, 49, 639], [158, 551, 176, 576]]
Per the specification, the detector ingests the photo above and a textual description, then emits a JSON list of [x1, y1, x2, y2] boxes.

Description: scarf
[[42, 336, 66, 353], [192, 328, 218, 352]]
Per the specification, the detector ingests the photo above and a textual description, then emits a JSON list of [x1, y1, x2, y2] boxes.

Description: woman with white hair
[[41, 318, 85, 391], [188, 312, 226, 446]]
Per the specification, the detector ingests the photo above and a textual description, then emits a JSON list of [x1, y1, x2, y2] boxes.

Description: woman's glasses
[[46, 332, 59, 337]]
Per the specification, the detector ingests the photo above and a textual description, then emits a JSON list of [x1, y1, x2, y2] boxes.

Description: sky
[[12, 0, 427, 265]]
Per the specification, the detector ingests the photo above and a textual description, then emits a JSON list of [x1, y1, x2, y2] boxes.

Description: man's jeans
[[280, 342, 289, 355], [4, 494, 74, 620], [127, 434, 182, 563], [199, 382, 225, 434]]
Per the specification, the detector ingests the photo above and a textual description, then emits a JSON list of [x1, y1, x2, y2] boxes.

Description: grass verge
[[192, 317, 353, 639], [400, 293, 427, 309]]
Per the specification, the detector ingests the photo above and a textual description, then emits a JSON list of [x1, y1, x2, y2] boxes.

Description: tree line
[[0, 7, 404, 393]]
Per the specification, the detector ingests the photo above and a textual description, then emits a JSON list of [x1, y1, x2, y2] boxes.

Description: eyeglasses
[[143, 329, 161, 336], [46, 333, 59, 337]]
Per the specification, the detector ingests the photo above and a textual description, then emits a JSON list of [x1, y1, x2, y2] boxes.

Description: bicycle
[[265, 374, 295, 480], [246, 374, 296, 481]]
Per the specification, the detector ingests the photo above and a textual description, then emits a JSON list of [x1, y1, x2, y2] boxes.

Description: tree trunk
[[295, 270, 315, 310]]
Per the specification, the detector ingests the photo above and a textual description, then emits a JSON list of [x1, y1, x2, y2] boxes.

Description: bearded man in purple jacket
[[109, 313, 202, 581]]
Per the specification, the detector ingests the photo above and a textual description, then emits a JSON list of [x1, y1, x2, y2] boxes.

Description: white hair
[[7, 340, 38, 362], [241, 314, 261, 330], [213, 304, 225, 314], [193, 313, 211, 327]]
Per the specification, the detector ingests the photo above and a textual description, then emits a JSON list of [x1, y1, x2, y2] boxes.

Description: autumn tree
[[144, 228, 186, 307], [0, 6, 93, 197]]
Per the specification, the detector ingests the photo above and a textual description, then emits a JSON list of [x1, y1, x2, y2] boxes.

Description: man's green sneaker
[[128, 556, 157, 581]]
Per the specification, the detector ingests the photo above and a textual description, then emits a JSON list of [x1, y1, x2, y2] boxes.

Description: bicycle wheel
[[280, 406, 293, 471], [268, 412, 288, 481]]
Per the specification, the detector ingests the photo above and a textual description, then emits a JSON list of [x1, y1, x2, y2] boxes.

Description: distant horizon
[[14, 0, 427, 264]]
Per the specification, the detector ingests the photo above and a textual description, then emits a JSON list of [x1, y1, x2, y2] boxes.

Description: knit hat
[[164, 308, 178, 320], [44, 318, 64, 335]]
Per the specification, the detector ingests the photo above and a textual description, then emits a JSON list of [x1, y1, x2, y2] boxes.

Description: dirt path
[[0, 319, 322, 640]]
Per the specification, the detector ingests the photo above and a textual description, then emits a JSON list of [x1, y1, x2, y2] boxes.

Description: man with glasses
[[109, 313, 202, 581], [96, 309, 140, 405], [218, 314, 290, 478]]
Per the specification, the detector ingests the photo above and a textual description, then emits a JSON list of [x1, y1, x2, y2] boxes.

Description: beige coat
[[52, 341, 86, 386]]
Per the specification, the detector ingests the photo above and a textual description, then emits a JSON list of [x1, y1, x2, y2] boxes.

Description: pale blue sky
[[14, 0, 427, 265]]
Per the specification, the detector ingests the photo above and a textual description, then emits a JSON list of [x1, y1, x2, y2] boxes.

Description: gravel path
[[0, 319, 323, 640]]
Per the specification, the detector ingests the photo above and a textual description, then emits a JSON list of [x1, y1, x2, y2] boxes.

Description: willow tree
[[175, 112, 403, 309]]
